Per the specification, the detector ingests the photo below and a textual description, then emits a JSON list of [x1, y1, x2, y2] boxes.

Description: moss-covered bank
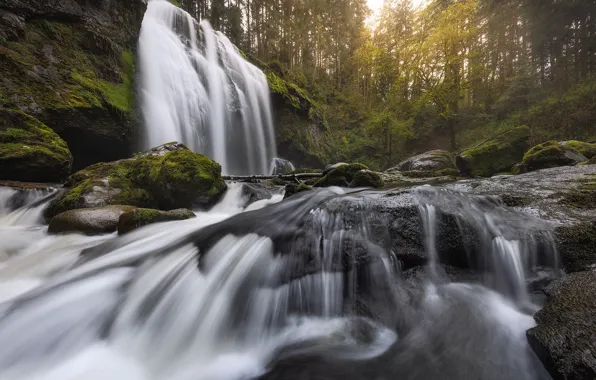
[[0, 1, 145, 170], [0, 108, 72, 182]]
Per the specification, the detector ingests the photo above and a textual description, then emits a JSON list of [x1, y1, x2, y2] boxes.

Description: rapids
[[0, 182, 555, 380], [138, 0, 276, 176]]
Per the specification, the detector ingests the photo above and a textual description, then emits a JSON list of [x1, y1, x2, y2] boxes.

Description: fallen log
[[223, 173, 324, 182]]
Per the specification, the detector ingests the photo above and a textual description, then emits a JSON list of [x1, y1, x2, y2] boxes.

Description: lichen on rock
[[0, 108, 72, 182]]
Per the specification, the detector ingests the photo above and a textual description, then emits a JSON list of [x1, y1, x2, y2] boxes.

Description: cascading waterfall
[[138, 0, 277, 175], [0, 182, 558, 380]]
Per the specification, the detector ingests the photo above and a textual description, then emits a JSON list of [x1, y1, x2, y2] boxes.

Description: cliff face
[[0, 0, 146, 170]]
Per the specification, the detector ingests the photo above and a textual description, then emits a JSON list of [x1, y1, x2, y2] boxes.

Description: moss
[[118, 207, 195, 234], [456, 126, 530, 177], [555, 221, 596, 273], [401, 168, 460, 178], [562, 141, 596, 159], [522, 141, 583, 171], [0, 108, 73, 182], [555, 186, 596, 210], [46, 145, 227, 218], [349, 170, 384, 188], [155, 149, 227, 209]]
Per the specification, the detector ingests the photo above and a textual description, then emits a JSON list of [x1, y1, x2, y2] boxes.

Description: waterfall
[[138, 0, 277, 175]]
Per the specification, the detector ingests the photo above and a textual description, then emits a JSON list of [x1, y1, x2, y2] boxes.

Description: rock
[[0, 109, 72, 183], [118, 208, 195, 235], [45, 143, 227, 219], [349, 170, 384, 188], [48, 205, 136, 235], [314, 163, 369, 187], [283, 183, 312, 199], [561, 140, 596, 159], [270, 158, 295, 175], [511, 162, 527, 175], [527, 271, 596, 380], [241, 183, 275, 207], [523, 141, 588, 172], [456, 126, 530, 177], [324, 162, 348, 173], [555, 221, 596, 273], [389, 150, 456, 173]]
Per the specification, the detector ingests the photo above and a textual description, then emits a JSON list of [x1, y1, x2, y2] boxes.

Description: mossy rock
[[45, 143, 227, 219], [118, 207, 195, 235], [349, 170, 384, 188], [456, 126, 530, 177], [0, 108, 72, 182], [562, 140, 596, 159], [314, 163, 368, 187], [48, 205, 136, 235], [283, 183, 312, 199], [392, 150, 456, 172], [523, 141, 588, 172]]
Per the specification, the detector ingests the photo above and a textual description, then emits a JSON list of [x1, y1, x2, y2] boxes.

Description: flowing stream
[[138, 0, 277, 175], [0, 183, 556, 380]]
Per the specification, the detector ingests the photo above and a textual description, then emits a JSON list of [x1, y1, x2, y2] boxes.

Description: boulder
[[44, 142, 227, 219], [241, 183, 275, 207], [315, 163, 369, 187], [523, 141, 588, 172], [456, 126, 530, 177], [283, 183, 312, 199], [561, 141, 596, 159], [48, 205, 136, 235], [349, 170, 384, 188], [0, 109, 72, 183], [118, 208, 195, 235], [388, 150, 456, 173], [270, 158, 295, 175], [527, 271, 596, 380]]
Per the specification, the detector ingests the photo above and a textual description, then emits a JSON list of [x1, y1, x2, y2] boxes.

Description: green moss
[[522, 140, 583, 171], [457, 126, 530, 177], [563, 141, 596, 159], [401, 168, 460, 178], [1, 19, 136, 114], [168, 0, 182, 6], [556, 187, 596, 209], [0, 109, 73, 182]]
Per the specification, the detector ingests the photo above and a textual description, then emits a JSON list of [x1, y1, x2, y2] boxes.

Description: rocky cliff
[[0, 0, 146, 170]]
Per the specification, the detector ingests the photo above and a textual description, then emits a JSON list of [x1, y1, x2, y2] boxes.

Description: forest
[[173, 0, 596, 169]]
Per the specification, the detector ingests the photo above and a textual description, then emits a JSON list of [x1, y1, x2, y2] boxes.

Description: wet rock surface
[[118, 208, 195, 235], [527, 271, 596, 380], [48, 205, 136, 235], [387, 149, 456, 173]]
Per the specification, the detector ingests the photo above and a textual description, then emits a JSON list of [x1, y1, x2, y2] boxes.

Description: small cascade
[[138, 0, 276, 175], [0, 187, 56, 227], [414, 186, 558, 305]]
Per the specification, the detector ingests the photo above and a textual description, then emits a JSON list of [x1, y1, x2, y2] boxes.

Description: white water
[[0, 183, 556, 380], [138, 0, 276, 175]]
